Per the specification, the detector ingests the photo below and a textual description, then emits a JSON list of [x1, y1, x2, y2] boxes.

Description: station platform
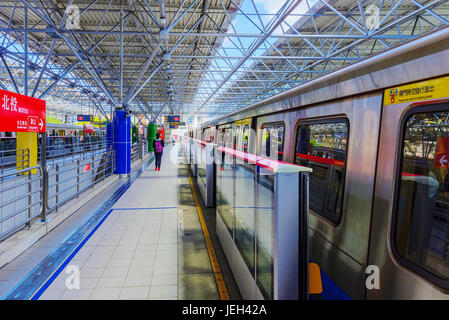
[[0, 144, 240, 300]]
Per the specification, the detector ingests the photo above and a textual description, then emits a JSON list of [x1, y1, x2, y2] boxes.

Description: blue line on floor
[[2, 156, 154, 300], [31, 208, 114, 300], [233, 206, 274, 209], [113, 207, 178, 210]]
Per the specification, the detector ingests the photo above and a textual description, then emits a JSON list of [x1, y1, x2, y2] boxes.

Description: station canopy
[[0, 0, 448, 123]]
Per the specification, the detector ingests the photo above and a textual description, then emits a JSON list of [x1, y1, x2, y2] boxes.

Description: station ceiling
[[0, 0, 448, 123]]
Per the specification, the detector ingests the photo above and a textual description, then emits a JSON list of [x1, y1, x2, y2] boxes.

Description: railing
[[0, 148, 29, 174], [142, 140, 148, 156], [0, 137, 115, 241], [0, 166, 43, 241], [0, 134, 156, 243], [46, 149, 114, 214], [131, 140, 146, 163], [38, 137, 107, 161]]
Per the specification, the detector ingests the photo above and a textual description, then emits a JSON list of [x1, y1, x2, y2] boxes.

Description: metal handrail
[[0, 166, 44, 233], [45, 150, 114, 213], [0, 137, 118, 241], [0, 148, 30, 171]]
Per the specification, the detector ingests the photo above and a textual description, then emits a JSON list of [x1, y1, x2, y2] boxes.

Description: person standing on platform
[[153, 132, 165, 171]]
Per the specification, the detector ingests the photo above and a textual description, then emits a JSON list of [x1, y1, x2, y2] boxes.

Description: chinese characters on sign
[[0, 89, 46, 132], [384, 75, 449, 105]]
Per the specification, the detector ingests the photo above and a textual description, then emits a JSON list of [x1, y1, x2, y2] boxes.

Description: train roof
[[202, 25, 449, 128]]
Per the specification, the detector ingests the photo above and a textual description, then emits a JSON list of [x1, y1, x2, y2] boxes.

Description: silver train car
[[191, 25, 449, 299]]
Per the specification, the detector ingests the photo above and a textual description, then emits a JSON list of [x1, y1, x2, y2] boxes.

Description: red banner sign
[[0, 89, 46, 132]]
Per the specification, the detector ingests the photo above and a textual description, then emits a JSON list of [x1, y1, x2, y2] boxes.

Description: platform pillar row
[[147, 123, 157, 152]]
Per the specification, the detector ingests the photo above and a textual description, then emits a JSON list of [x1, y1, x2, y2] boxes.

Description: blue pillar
[[113, 110, 131, 178]]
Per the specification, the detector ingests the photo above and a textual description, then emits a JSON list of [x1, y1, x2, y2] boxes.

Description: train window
[[235, 126, 242, 150], [243, 126, 249, 153], [295, 119, 348, 224], [261, 123, 285, 161], [224, 128, 233, 147], [394, 107, 449, 284]]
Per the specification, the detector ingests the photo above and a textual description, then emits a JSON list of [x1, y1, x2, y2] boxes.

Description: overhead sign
[[165, 115, 181, 123], [169, 124, 179, 129], [0, 89, 46, 132], [384, 75, 449, 105], [77, 114, 93, 122], [169, 121, 185, 126]]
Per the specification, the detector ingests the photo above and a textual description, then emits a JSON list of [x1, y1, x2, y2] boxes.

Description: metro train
[[188, 26, 449, 299]]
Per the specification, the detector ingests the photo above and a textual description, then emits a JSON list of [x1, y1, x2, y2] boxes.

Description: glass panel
[[255, 164, 275, 299], [295, 120, 348, 224], [197, 142, 206, 186], [234, 124, 255, 275], [254, 123, 284, 298], [217, 129, 234, 234], [235, 161, 256, 276], [396, 110, 449, 279]]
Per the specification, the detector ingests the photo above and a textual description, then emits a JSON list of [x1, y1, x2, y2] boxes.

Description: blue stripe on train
[[318, 271, 352, 300]]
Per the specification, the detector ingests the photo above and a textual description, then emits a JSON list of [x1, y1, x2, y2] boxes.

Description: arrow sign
[[39, 118, 43, 131], [440, 154, 448, 167], [435, 153, 449, 168]]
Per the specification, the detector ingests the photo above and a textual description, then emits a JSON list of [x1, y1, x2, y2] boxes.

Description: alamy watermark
[[65, 264, 80, 290], [65, 5, 80, 30], [365, 5, 381, 31], [365, 265, 380, 290]]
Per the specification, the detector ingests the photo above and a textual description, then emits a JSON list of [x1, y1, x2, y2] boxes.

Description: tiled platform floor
[[40, 145, 180, 300], [41, 208, 178, 300]]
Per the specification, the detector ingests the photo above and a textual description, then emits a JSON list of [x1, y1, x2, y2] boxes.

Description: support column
[[147, 123, 157, 152], [16, 132, 37, 174], [113, 110, 131, 178]]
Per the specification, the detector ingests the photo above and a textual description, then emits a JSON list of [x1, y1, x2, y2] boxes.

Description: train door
[[370, 75, 449, 299], [287, 92, 382, 299]]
